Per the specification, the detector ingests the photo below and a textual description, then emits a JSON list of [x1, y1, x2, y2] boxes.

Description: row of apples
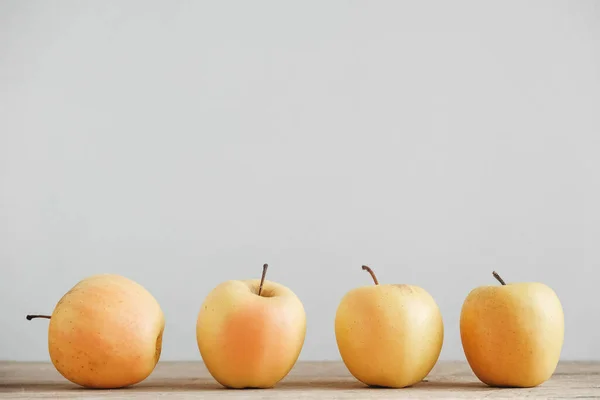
[[27, 264, 564, 390]]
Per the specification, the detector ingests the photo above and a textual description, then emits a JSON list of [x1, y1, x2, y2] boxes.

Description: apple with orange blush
[[196, 264, 306, 388]]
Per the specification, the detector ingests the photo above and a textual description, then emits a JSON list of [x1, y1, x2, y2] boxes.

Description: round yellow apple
[[28, 274, 165, 388], [335, 265, 444, 388], [196, 264, 306, 389], [460, 271, 564, 387]]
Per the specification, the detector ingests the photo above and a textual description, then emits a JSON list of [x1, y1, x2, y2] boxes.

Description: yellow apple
[[334, 265, 444, 388], [27, 274, 165, 388], [460, 271, 564, 387], [196, 264, 306, 389]]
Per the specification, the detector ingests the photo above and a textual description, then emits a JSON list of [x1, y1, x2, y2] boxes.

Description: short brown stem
[[362, 265, 379, 285], [26, 315, 51, 320], [258, 264, 268, 296], [492, 271, 506, 285]]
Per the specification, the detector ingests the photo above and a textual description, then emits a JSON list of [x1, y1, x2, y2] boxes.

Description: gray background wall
[[1, 0, 599, 362]]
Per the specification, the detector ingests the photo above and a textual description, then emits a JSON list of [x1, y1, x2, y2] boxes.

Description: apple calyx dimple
[[492, 271, 506, 286], [361, 265, 379, 285], [26, 314, 51, 320]]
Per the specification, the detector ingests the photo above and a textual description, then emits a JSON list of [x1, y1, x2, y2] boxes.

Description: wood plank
[[1, 361, 599, 399]]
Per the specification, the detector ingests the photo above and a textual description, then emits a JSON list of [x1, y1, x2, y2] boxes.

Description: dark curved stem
[[362, 265, 379, 285], [258, 264, 268, 296], [26, 315, 51, 320], [492, 271, 506, 285]]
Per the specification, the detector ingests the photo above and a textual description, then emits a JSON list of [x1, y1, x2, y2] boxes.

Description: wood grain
[[1, 361, 599, 399]]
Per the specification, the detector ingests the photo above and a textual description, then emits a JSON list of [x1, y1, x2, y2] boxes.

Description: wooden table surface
[[1, 361, 599, 399]]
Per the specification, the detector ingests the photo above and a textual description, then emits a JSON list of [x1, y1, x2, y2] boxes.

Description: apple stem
[[258, 263, 268, 296], [26, 315, 51, 320], [362, 265, 379, 285], [492, 271, 506, 285]]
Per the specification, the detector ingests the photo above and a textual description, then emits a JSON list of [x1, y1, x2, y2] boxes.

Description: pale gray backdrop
[[1, 0, 599, 362]]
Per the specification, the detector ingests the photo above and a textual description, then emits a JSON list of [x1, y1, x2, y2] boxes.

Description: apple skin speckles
[[460, 277, 564, 388], [45, 274, 164, 389], [335, 266, 443, 388]]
